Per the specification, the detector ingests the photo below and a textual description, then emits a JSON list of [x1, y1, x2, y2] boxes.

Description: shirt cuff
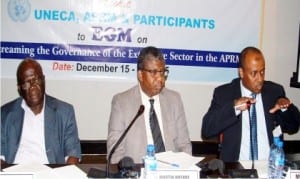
[[234, 107, 241, 116]]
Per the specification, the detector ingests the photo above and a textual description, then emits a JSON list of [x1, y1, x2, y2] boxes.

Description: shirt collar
[[21, 95, 46, 116], [240, 80, 255, 97], [138, 84, 159, 101]]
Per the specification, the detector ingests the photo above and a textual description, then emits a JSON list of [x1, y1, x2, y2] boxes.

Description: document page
[[155, 151, 203, 170], [2, 163, 88, 179]]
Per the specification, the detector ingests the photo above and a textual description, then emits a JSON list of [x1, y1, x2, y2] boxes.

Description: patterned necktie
[[249, 93, 258, 160], [149, 99, 165, 153]]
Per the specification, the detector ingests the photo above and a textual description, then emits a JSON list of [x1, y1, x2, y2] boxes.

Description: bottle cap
[[273, 137, 280, 145], [277, 141, 283, 148], [147, 144, 155, 153]]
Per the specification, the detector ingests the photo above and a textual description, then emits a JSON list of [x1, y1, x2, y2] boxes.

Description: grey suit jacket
[[107, 85, 192, 164], [1, 95, 81, 164]]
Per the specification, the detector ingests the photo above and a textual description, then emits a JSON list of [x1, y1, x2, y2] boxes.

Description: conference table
[[1, 155, 245, 178]]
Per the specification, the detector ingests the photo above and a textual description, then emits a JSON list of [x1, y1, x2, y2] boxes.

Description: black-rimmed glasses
[[141, 67, 169, 78]]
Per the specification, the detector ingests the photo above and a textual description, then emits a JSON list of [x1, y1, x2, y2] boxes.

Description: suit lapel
[[232, 79, 243, 121], [9, 107, 24, 162], [11, 109, 24, 144], [232, 78, 243, 100], [44, 96, 57, 163], [260, 85, 274, 145], [132, 86, 147, 144], [158, 89, 172, 149], [231, 79, 243, 151]]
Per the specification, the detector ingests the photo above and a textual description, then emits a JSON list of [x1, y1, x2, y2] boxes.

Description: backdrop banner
[[1, 0, 261, 83]]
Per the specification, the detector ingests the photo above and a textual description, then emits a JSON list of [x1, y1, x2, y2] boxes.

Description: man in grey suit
[[1, 58, 81, 164], [107, 46, 192, 164]]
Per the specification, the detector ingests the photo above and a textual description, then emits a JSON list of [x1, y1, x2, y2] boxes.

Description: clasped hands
[[234, 96, 291, 113]]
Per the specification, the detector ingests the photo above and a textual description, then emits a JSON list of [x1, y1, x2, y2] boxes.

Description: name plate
[[288, 170, 300, 179], [141, 168, 199, 179]]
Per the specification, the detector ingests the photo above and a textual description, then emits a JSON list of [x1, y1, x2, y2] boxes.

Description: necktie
[[249, 93, 258, 160], [149, 99, 165, 153]]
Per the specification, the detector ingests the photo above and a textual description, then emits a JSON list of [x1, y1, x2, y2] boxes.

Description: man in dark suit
[[201, 46, 300, 162], [1, 58, 81, 164], [107, 46, 192, 164]]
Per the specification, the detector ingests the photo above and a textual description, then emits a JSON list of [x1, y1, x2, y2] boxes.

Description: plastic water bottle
[[268, 137, 279, 178], [143, 144, 157, 179], [268, 139, 285, 179], [274, 141, 285, 179]]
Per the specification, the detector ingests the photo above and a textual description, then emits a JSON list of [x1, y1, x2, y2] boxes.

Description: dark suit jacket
[[107, 85, 192, 164], [1, 95, 81, 164], [201, 78, 299, 162]]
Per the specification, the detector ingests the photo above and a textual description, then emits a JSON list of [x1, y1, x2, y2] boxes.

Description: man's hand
[[1, 159, 7, 165], [234, 96, 256, 111], [269, 97, 292, 113], [66, 156, 79, 164]]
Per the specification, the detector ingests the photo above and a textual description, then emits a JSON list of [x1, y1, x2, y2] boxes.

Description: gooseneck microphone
[[106, 105, 145, 177], [247, 101, 258, 178], [198, 159, 225, 177], [228, 100, 258, 178], [247, 101, 255, 170], [118, 156, 139, 178]]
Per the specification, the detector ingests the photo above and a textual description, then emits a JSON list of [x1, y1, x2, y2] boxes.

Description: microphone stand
[[248, 106, 255, 170], [106, 105, 145, 177], [247, 102, 258, 178], [228, 101, 258, 178]]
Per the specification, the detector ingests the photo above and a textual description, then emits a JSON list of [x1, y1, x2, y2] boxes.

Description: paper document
[[2, 163, 88, 179], [155, 151, 203, 169], [52, 165, 87, 179], [3, 163, 55, 179], [3, 162, 52, 173]]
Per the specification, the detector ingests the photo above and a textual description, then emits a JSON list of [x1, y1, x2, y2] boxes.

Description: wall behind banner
[[1, 0, 300, 141]]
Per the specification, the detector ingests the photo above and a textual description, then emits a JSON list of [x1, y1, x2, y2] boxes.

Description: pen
[[157, 159, 180, 168]]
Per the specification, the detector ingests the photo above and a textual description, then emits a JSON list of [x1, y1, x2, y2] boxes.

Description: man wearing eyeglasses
[[1, 58, 81, 164], [107, 46, 192, 164]]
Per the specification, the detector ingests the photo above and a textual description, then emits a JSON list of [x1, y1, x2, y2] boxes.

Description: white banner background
[[1, 0, 261, 83], [1, 0, 264, 140]]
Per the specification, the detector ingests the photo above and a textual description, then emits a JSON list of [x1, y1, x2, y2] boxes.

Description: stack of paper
[[2, 162, 87, 179], [155, 151, 203, 170]]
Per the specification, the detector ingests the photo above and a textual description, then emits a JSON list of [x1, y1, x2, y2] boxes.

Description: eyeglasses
[[19, 76, 44, 90], [141, 68, 169, 78]]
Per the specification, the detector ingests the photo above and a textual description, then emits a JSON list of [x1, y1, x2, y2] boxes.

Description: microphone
[[246, 100, 251, 109], [229, 102, 258, 178], [198, 159, 225, 177], [227, 101, 258, 178], [247, 103, 255, 170], [118, 156, 139, 178], [118, 156, 134, 171], [208, 159, 225, 176], [106, 105, 145, 177]]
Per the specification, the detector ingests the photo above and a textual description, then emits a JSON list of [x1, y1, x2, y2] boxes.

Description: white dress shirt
[[139, 86, 166, 145], [13, 99, 49, 164], [238, 82, 270, 160]]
